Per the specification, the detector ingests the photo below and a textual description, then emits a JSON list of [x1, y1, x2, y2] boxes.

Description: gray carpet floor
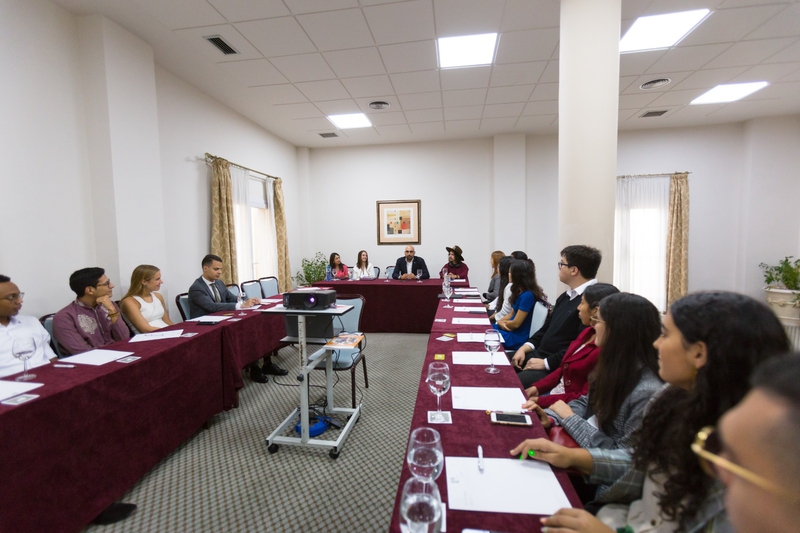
[[84, 332, 428, 533]]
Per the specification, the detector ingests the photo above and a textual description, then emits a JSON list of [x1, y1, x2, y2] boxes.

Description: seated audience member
[[351, 250, 375, 280], [392, 245, 430, 280], [120, 265, 174, 333], [188, 254, 287, 382], [329, 252, 349, 280], [528, 293, 664, 458], [483, 250, 505, 302], [488, 256, 513, 319], [513, 291, 789, 532], [53, 267, 130, 355], [510, 250, 528, 260], [527, 283, 619, 408], [493, 260, 544, 351], [0, 275, 57, 377], [512, 245, 601, 388], [439, 245, 469, 283]]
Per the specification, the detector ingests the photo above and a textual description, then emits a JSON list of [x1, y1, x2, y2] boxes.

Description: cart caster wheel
[[268, 443, 279, 454], [329, 448, 339, 459]]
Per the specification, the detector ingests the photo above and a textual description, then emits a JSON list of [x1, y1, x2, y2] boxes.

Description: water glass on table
[[483, 329, 502, 374], [417, 269, 423, 283], [12, 337, 37, 381], [426, 362, 451, 422], [407, 427, 444, 481], [442, 283, 453, 309], [236, 290, 247, 316], [400, 476, 442, 533]]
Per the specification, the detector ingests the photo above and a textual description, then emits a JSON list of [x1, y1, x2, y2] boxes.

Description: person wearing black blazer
[[511, 245, 602, 388], [392, 246, 430, 280]]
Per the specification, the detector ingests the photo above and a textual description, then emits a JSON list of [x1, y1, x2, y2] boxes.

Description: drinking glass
[[442, 267, 448, 279], [407, 427, 444, 481], [416, 269, 423, 283], [400, 477, 442, 533], [12, 337, 37, 381], [237, 290, 247, 315], [385, 268, 391, 282], [483, 329, 502, 374], [442, 283, 453, 309], [426, 362, 451, 421]]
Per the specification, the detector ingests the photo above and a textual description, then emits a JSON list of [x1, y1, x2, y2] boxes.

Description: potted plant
[[759, 256, 800, 323], [294, 252, 327, 286]]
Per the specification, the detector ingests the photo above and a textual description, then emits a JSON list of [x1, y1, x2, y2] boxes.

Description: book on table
[[324, 333, 364, 349]]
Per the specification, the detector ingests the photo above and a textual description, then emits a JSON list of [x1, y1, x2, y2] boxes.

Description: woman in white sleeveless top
[[120, 265, 174, 333], [351, 250, 376, 280]]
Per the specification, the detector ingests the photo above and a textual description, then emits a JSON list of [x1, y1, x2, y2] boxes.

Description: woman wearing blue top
[[494, 260, 543, 350]]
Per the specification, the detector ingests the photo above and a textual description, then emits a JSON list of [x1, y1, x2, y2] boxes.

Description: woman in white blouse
[[351, 250, 376, 280], [120, 265, 174, 333]]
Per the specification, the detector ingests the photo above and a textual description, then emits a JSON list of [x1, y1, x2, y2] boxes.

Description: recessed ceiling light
[[369, 101, 391, 110], [620, 9, 709, 53], [690, 82, 769, 105], [437, 33, 498, 68], [640, 78, 671, 90], [327, 113, 372, 129]]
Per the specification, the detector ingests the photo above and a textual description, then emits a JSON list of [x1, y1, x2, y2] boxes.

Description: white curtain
[[230, 166, 253, 282], [614, 176, 670, 312], [260, 180, 279, 278]]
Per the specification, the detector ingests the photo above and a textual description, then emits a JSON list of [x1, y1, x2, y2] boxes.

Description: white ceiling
[[51, 0, 800, 147]]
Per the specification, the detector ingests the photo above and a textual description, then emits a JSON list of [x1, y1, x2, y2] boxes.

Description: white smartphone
[[490, 412, 532, 426]]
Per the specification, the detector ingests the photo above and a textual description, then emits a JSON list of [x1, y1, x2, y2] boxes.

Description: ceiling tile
[[500, 0, 559, 32], [398, 92, 443, 110], [292, 117, 336, 130], [375, 124, 413, 136], [481, 117, 517, 130], [206, 0, 291, 22], [678, 5, 784, 47], [755, 80, 800, 100], [270, 103, 325, 119], [323, 48, 386, 78], [618, 92, 662, 109], [440, 66, 492, 90], [135, 0, 225, 29], [220, 59, 288, 87], [445, 120, 481, 131], [174, 25, 263, 62], [642, 0, 715, 16], [338, 127, 380, 140], [444, 106, 484, 120], [648, 89, 706, 106], [379, 41, 438, 73], [780, 66, 800, 82], [486, 85, 535, 104], [390, 71, 441, 94], [234, 18, 317, 58], [728, 63, 800, 84], [496, 28, 560, 64], [313, 99, 362, 114], [538, 60, 559, 83], [405, 108, 445, 123], [620, 50, 665, 76], [366, 111, 408, 125], [295, 80, 351, 101], [621, 71, 692, 95], [434, 0, 505, 36], [363, 0, 436, 45], [765, 40, 800, 64], [620, 0, 653, 20], [645, 44, 730, 73], [619, 75, 638, 92], [355, 95, 401, 113], [489, 62, 547, 86], [283, 0, 359, 14], [515, 114, 557, 129], [529, 83, 558, 101], [704, 38, 796, 69], [744, 4, 800, 40], [482, 102, 525, 118], [340, 75, 395, 97], [297, 9, 375, 51], [409, 122, 445, 133], [522, 100, 559, 115], [670, 67, 747, 90], [442, 88, 487, 106], [269, 54, 336, 82], [619, 109, 640, 122], [249, 84, 308, 105]]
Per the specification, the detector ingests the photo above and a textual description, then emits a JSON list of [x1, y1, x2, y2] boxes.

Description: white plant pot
[[764, 287, 800, 325]]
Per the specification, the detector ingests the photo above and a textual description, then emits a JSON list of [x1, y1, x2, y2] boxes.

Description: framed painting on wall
[[376, 200, 421, 245]]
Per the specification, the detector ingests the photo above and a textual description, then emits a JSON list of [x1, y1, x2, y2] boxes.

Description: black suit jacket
[[526, 290, 587, 370], [392, 256, 430, 279], [188, 277, 237, 319]]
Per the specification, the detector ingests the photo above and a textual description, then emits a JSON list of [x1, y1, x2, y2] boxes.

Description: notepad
[[451, 351, 510, 366], [0, 380, 44, 402], [128, 329, 184, 342], [186, 315, 229, 323], [452, 317, 491, 325], [61, 349, 135, 366], [451, 386, 526, 411]]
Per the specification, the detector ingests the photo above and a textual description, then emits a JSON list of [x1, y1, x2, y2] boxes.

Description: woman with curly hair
[[511, 291, 789, 532]]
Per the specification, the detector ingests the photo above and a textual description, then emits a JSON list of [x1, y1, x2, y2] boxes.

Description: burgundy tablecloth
[[0, 325, 224, 533], [312, 279, 442, 333]]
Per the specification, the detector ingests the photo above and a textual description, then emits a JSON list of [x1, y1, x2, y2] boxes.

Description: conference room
[[1, 0, 799, 531]]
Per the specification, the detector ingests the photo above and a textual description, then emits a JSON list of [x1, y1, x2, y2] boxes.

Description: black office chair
[[176, 293, 191, 321], [39, 314, 64, 358]]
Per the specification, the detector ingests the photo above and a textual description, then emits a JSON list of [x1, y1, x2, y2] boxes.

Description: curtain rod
[[617, 172, 691, 178], [204, 153, 280, 181]]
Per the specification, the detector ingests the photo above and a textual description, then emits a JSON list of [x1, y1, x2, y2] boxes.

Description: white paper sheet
[[453, 298, 481, 304], [261, 299, 282, 304], [61, 349, 135, 366], [128, 329, 184, 343], [451, 351, 510, 366], [186, 315, 230, 323], [452, 317, 491, 325], [456, 333, 487, 343], [445, 456, 571, 515], [454, 306, 485, 312], [454, 288, 479, 293], [451, 386, 526, 412], [0, 380, 44, 402], [449, 279, 467, 283]]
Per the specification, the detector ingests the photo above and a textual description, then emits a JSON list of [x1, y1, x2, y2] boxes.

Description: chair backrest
[[240, 280, 262, 300], [334, 294, 365, 333], [529, 301, 548, 337], [226, 284, 240, 298], [39, 314, 63, 358], [176, 293, 190, 321], [373, 266, 380, 278], [258, 276, 279, 298], [385, 266, 395, 279]]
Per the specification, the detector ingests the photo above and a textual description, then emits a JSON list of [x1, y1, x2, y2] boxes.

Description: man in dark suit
[[511, 245, 601, 388], [392, 245, 430, 280], [188, 254, 287, 382]]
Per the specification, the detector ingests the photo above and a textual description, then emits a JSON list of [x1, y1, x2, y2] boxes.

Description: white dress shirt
[[352, 263, 376, 280], [206, 279, 243, 309], [567, 278, 598, 300], [0, 315, 57, 378]]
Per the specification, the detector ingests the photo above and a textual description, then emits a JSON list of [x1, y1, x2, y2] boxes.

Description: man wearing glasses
[[0, 275, 57, 377], [53, 267, 130, 355]]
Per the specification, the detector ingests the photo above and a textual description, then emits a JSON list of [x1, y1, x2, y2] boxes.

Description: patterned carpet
[[85, 333, 428, 533]]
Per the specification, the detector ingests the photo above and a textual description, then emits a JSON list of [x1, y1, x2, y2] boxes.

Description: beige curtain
[[272, 178, 292, 292], [666, 172, 690, 305], [210, 157, 238, 284]]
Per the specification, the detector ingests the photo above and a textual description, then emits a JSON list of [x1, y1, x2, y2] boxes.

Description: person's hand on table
[[540, 509, 614, 532], [529, 403, 551, 428], [549, 400, 574, 419], [242, 298, 259, 308], [523, 357, 546, 371], [509, 438, 593, 473], [525, 385, 539, 402], [511, 347, 528, 369]]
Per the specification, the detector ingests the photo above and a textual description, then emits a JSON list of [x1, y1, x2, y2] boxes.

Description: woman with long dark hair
[[512, 291, 790, 533], [493, 260, 544, 350], [351, 250, 375, 280], [328, 252, 349, 280], [488, 256, 513, 321]]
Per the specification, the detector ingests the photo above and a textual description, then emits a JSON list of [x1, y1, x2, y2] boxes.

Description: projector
[[283, 289, 337, 310]]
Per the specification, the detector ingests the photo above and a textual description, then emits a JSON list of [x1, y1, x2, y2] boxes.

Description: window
[[231, 167, 278, 282]]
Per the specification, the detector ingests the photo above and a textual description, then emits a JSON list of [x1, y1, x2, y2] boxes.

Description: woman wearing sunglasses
[[512, 291, 789, 533]]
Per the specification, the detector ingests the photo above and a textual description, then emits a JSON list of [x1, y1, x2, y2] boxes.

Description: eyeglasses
[[589, 316, 605, 326], [557, 261, 573, 269], [0, 292, 24, 302], [692, 426, 800, 503], [96, 280, 112, 287]]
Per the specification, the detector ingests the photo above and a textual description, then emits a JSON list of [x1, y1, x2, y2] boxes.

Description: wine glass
[[483, 329, 502, 374], [12, 337, 37, 381], [416, 269, 423, 283], [236, 290, 247, 316], [407, 427, 444, 480], [426, 362, 451, 422], [442, 267, 448, 280], [385, 268, 391, 282], [400, 476, 442, 533], [442, 283, 453, 309]]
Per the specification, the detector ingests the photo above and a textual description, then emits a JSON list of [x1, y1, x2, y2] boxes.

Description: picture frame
[[376, 200, 421, 245]]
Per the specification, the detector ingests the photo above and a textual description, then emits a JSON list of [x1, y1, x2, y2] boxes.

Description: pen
[[477, 445, 484, 472], [519, 449, 536, 460]]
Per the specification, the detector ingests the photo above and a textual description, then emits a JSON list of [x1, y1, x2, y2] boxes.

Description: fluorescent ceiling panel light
[[327, 113, 372, 129], [620, 9, 709, 53], [690, 82, 769, 105], [437, 33, 498, 68]]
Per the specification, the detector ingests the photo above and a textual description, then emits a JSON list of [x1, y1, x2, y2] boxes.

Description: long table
[[312, 278, 443, 333], [390, 296, 581, 532]]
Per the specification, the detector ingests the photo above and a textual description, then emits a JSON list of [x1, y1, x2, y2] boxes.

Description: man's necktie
[[212, 283, 221, 303]]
